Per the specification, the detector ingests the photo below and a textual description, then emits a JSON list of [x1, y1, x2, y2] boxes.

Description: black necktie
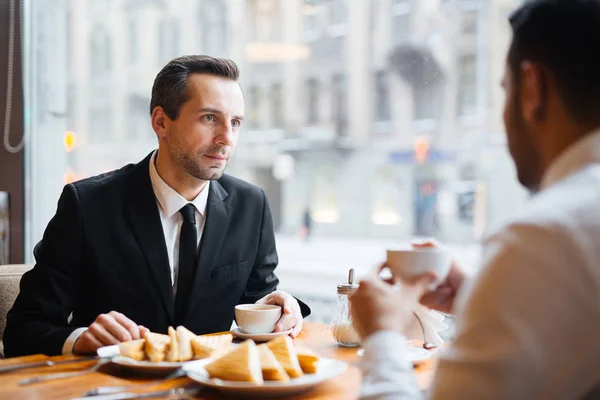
[[175, 203, 197, 325]]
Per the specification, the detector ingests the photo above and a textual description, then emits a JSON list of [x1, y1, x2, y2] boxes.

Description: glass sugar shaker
[[332, 268, 361, 347]]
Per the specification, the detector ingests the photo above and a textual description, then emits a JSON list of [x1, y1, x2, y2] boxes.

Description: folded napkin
[[405, 305, 447, 348]]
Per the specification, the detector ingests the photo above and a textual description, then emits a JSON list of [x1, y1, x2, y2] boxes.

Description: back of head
[[508, 0, 600, 125]]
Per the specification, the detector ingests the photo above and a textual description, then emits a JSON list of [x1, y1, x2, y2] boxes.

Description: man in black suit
[[3, 55, 310, 357]]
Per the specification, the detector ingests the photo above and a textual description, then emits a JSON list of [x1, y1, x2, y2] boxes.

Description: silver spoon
[[414, 312, 437, 350]]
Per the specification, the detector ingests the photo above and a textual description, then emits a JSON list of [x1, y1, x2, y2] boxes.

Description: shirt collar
[[541, 127, 600, 190], [149, 150, 210, 219]]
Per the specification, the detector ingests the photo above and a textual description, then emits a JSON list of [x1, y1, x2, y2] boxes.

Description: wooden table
[[0, 322, 437, 399]]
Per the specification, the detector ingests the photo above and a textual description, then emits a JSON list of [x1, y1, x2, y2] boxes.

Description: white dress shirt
[[62, 151, 210, 354], [360, 128, 600, 399]]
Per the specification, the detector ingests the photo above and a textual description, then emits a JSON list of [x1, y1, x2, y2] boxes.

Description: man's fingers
[[75, 331, 103, 354], [290, 320, 303, 338], [96, 313, 132, 342], [274, 314, 298, 333], [88, 322, 120, 346], [138, 325, 150, 337], [110, 311, 140, 340]]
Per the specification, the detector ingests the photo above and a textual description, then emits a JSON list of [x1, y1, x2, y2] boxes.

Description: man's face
[[163, 73, 244, 181], [502, 62, 542, 192]]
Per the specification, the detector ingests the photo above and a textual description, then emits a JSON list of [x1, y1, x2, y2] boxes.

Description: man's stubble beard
[[168, 137, 228, 181]]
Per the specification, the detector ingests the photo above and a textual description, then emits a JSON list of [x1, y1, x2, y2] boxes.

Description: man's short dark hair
[[508, 0, 600, 124], [150, 55, 239, 120]]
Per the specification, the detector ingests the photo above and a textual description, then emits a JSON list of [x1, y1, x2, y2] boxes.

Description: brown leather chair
[[0, 264, 33, 358]]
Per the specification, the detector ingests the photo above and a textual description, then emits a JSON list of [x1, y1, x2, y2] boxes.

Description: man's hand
[[349, 266, 434, 341], [73, 311, 149, 354], [413, 240, 467, 314], [256, 291, 303, 338]]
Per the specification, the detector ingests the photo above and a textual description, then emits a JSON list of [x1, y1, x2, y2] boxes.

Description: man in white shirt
[[350, 0, 600, 398], [4, 56, 310, 357]]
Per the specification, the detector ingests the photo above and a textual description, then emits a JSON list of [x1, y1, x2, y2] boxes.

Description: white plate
[[97, 345, 186, 373], [231, 327, 293, 342], [184, 358, 348, 396], [356, 346, 432, 365]]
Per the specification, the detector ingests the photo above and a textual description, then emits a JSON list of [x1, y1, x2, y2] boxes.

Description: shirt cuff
[[62, 327, 87, 355], [360, 330, 422, 400]]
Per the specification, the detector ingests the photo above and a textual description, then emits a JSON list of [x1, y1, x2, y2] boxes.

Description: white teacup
[[386, 247, 452, 289], [234, 304, 282, 334]]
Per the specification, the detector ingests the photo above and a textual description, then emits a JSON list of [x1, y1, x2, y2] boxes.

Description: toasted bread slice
[[144, 332, 170, 362], [177, 326, 196, 361], [295, 346, 319, 373], [165, 326, 180, 362], [118, 339, 146, 361], [266, 336, 303, 378], [258, 344, 290, 381], [191, 333, 233, 359], [204, 340, 263, 384]]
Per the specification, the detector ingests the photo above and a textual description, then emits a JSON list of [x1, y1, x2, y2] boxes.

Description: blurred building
[[58, 0, 528, 245]]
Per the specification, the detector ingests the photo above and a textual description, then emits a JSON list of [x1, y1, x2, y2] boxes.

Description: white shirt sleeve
[[360, 220, 600, 399], [360, 331, 423, 400], [62, 327, 88, 355]]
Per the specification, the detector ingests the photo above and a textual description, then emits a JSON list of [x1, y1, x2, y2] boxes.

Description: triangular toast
[[165, 326, 180, 362], [204, 340, 263, 384], [258, 344, 290, 381], [177, 326, 197, 361], [295, 346, 319, 373], [266, 336, 303, 378], [191, 333, 233, 359], [118, 339, 146, 361], [144, 332, 170, 362]]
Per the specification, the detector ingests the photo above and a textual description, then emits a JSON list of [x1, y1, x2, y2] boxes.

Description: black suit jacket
[[3, 153, 310, 357]]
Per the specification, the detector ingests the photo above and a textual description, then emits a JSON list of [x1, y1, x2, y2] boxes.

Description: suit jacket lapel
[[185, 180, 232, 321], [125, 153, 175, 324]]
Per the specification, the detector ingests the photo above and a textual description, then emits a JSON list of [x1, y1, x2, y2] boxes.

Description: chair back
[[0, 264, 34, 357]]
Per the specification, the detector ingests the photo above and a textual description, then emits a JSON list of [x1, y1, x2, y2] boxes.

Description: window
[[392, 0, 412, 16], [200, 0, 228, 55], [27, 0, 530, 321], [250, 0, 281, 42], [127, 95, 150, 141], [458, 54, 477, 116], [127, 19, 139, 65], [90, 26, 111, 76], [248, 86, 261, 130], [157, 19, 180, 65], [332, 73, 347, 135], [462, 11, 478, 34], [88, 106, 112, 144], [271, 83, 283, 128], [375, 71, 390, 122], [330, 0, 347, 25], [392, 14, 412, 45], [306, 79, 320, 125], [414, 81, 441, 122]]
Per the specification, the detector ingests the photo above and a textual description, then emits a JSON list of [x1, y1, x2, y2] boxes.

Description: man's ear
[[151, 106, 169, 139], [519, 61, 548, 123]]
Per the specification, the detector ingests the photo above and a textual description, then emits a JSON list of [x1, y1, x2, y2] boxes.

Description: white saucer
[[231, 327, 293, 342], [356, 346, 432, 365]]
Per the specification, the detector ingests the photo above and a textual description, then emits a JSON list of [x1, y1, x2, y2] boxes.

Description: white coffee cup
[[386, 247, 452, 289], [234, 304, 282, 334]]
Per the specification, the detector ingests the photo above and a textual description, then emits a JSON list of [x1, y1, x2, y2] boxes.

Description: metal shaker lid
[[337, 268, 359, 294]]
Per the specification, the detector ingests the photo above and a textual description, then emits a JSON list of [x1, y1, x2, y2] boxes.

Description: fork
[[81, 368, 186, 397], [18, 358, 110, 385]]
